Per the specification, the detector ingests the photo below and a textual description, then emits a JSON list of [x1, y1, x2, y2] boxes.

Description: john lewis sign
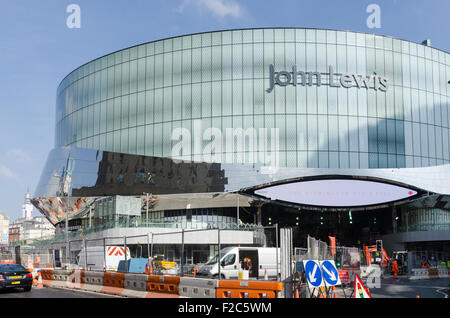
[[267, 64, 388, 93]]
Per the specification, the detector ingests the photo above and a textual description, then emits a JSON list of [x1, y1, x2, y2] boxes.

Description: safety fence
[[407, 250, 450, 270], [27, 220, 266, 249], [6, 225, 279, 281], [39, 269, 283, 298]]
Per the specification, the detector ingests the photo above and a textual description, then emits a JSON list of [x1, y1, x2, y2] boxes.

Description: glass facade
[[55, 28, 450, 169], [400, 207, 450, 232]]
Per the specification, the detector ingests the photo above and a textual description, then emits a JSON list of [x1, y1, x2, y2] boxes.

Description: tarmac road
[[370, 276, 450, 298], [0, 286, 120, 298]]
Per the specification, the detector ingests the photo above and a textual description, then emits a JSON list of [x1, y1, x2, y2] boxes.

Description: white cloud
[[175, 0, 244, 19], [6, 149, 31, 162], [0, 165, 22, 184]]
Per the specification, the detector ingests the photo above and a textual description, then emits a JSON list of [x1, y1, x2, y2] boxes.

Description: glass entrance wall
[[400, 207, 450, 232]]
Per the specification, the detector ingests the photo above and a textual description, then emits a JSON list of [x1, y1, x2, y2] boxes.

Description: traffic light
[[268, 217, 272, 225], [335, 250, 342, 268], [295, 217, 299, 226], [348, 210, 353, 224], [376, 240, 382, 252]]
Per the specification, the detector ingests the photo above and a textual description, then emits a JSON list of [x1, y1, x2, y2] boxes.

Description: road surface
[[0, 286, 120, 298], [371, 276, 450, 298]]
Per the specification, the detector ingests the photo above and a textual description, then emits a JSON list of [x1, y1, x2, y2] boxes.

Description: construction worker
[[392, 259, 399, 279], [145, 258, 153, 274], [421, 258, 428, 269], [242, 257, 252, 271]]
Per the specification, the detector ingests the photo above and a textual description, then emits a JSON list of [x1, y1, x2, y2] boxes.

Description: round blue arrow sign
[[305, 260, 323, 287], [321, 260, 339, 286]]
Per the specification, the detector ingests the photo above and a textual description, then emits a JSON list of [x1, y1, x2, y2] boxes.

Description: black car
[[0, 264, 33, 292]]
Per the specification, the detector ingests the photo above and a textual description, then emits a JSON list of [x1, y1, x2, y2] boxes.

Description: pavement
[[0, 286, 121, 298]]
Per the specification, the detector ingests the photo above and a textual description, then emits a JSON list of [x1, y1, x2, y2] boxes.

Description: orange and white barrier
[[39, 269, 285, 298], [216, 280, 283, 298], [409, 268, 450, 280]]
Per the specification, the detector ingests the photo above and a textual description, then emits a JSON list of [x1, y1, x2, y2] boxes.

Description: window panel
[[192, 48, 201, 83], [339, 152, 349, 168], [130, 59, 138, 93], [420, 123, 428, 158], [212, 81, 222, 117], [348, 116, 359, 152], [318, 115, 328, 151], [182, 49, 192, 84], [202, 82, 212, 118], [297, 115, 307, 151], [192, 83, 201, 118], [243, 80, 253, 115], [163, 88, 172, 122], [387, 119, 396, 154], [232, 80, 243, 115], [328, 115, 338, 151], [138, 58, 146, 92]]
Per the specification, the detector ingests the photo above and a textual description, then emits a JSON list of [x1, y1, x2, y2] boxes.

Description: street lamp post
[[59, 155, 73, 269], [146, 193, 149, 226]]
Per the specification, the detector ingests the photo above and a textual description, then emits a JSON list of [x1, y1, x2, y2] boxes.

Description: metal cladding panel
[[33, 146, 450, 223]]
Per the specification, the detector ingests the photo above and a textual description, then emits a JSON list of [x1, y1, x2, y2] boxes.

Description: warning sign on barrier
[[354, 274, 371, 298], [338, 271, 349, 284], [320, 260, 341, 286], [303, 260, 324, 289]]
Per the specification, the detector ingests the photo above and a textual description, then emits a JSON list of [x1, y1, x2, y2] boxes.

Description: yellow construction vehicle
[[151, 254, 177, 274]]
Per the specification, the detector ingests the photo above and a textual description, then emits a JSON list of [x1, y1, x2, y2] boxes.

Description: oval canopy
[[254, 179, 417, 207]]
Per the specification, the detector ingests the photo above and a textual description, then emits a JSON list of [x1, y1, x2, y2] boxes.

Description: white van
[[75, 246, 131, 271], [196, 247, 280, 280]]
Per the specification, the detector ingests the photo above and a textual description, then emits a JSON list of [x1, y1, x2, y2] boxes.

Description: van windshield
[[205, 247, 233, 265], [205, 254, 221, 265]]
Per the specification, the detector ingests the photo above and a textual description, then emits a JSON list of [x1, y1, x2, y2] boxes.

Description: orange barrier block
[[40, 269, 55, 288], [101, 272, 125, 296], [146, 275, 180, 296], [428, 268, 439, 278], [216, 280, 283, 298]]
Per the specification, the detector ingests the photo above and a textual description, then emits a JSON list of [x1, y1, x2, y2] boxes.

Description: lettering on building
[[267, 64, 388, 93]]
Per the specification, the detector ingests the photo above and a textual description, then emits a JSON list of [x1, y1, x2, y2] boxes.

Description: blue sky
[[0, 0, 448, 221]]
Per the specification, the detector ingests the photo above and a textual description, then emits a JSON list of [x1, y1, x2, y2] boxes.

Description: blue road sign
[[320, 260, 341, 286], [303, 260, 324, 288]]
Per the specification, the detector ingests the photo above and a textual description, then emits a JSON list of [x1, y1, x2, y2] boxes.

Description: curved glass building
[[34, 28, 450, 251]]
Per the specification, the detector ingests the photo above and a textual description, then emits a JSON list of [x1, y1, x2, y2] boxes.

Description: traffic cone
[[331, 286, 337, 298], [264, 268, 268, 280], [295, 289, 299, 298], [37, 271, 43, 288]]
